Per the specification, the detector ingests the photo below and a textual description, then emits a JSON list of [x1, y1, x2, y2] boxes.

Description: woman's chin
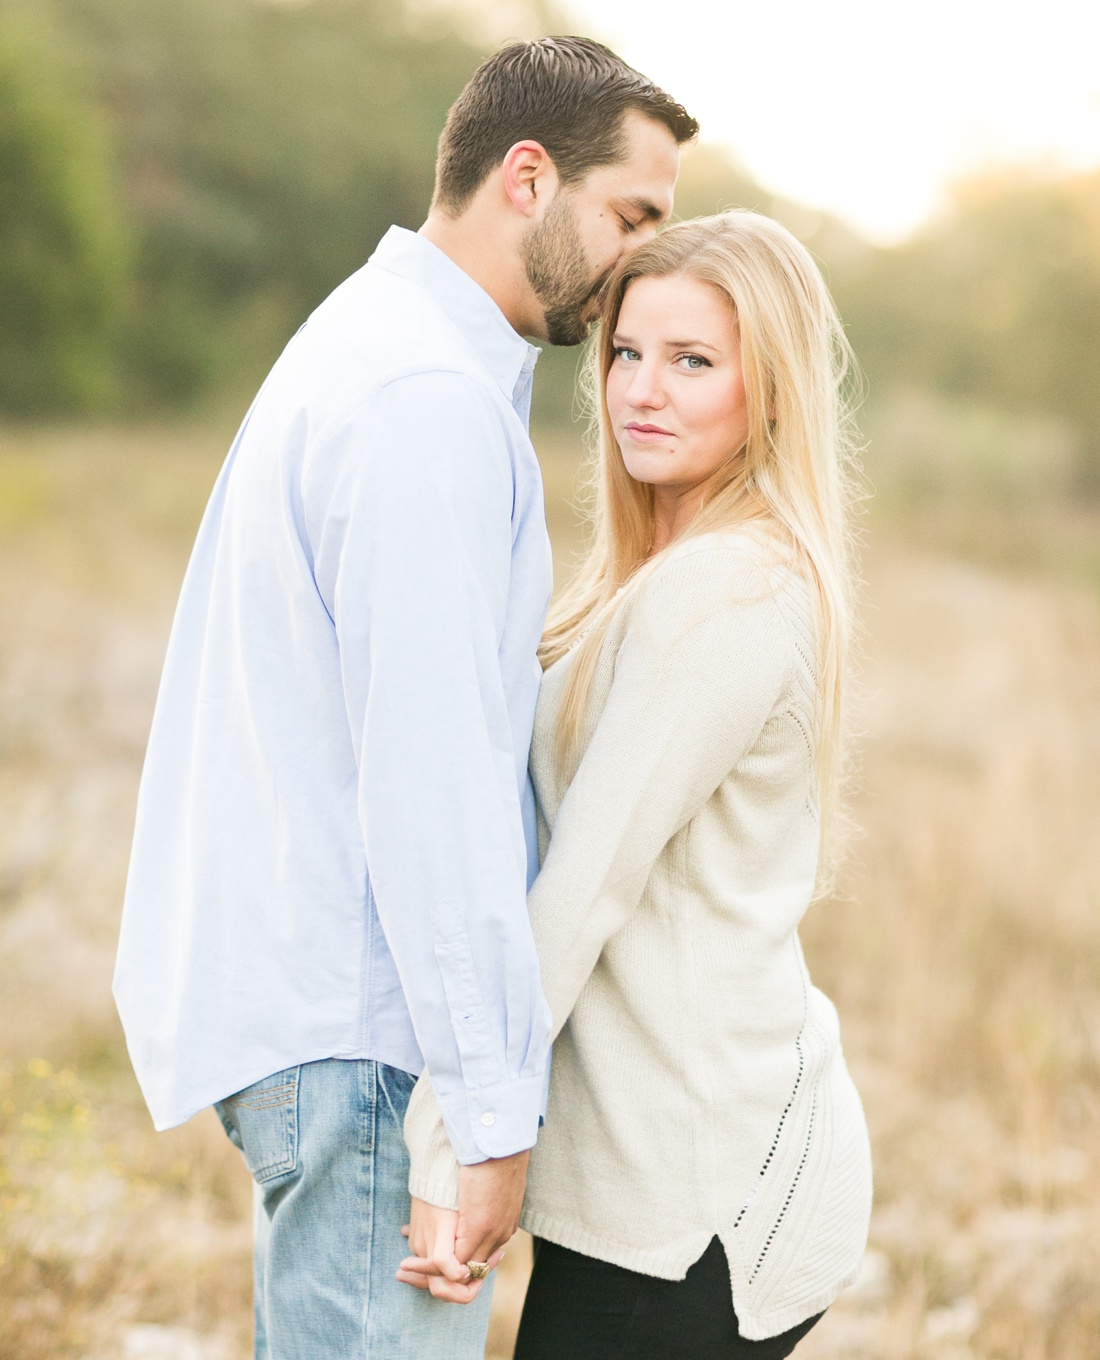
[[621, 450, 676, 486]]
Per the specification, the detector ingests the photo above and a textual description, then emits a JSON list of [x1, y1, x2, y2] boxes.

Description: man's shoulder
[[282, 270, 507, 426], [304, 364, 512, 465], [310, 258, 483, 373], [242, 301, 502, 453]]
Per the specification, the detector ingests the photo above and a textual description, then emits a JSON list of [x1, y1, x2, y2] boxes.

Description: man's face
[[521, 111, 681, 346]]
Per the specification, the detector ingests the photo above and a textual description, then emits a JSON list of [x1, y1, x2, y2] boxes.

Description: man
[[114, 36, 696, 1359]]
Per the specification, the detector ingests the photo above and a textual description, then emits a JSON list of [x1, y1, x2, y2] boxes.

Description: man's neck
[[419, 209, 538, 340]]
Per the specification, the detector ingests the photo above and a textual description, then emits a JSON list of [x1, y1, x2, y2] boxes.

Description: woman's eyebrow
[[662, 338, 722, 352], [612, 334, 724, 352]]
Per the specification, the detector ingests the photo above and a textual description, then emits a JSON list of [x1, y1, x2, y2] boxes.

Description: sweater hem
[[727, 1253, 861, 1342], [520, 1209, 711, 1280], [737, 1285, 848, 1343], [520, 1209, 860, 1342]]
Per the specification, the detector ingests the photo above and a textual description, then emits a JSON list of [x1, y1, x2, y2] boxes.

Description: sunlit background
[[565, 0, 1100, 242], [2, 1, 1099, 1357]]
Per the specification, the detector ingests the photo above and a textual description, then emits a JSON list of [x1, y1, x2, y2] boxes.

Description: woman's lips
[[623, 422, 673, 440]]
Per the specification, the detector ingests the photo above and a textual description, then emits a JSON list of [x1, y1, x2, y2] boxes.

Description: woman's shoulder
[[634, 523, 810, 624], [603, 525, 815, 704]]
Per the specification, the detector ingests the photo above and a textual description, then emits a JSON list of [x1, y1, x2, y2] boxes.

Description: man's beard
[[521, 193, 608, 347]]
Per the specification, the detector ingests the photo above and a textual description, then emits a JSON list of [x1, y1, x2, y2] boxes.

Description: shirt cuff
[[435, 1071, 546, 1164]]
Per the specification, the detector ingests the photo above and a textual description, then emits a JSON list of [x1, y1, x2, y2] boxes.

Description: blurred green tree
[[0, 0, 504, 408], [834, 172, 1100, 489], [40, 0, 496, 404], [0, 18, 128, 413]]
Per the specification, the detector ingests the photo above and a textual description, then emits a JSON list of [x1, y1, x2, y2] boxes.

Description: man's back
[[115, 228, 553, 1143]]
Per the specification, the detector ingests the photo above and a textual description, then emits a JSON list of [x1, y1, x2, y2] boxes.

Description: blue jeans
[[215, 1058, 493, 1359]]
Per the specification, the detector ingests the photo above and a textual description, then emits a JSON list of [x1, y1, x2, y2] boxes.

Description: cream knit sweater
[[405, 529, 873, 1341]]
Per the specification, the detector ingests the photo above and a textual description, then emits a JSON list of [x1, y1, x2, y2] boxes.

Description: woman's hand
[[397, 1198, 486, 1304]]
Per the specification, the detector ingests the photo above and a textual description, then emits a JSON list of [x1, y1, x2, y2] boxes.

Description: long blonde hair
[[540, 211, 863, 887]]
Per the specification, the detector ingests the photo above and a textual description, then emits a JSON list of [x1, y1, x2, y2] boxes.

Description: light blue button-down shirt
[[114, 227, 555, 1163]]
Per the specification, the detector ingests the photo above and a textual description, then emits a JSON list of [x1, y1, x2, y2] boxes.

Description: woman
[[403, 211, 873, 1358]]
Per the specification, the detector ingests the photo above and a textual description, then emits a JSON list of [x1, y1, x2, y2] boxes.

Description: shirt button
[[481, 1112, 496, 1127]]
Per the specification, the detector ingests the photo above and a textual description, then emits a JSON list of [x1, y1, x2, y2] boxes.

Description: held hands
[[397, 1201, 486, 1305], [397, 1149, 530, 1303]]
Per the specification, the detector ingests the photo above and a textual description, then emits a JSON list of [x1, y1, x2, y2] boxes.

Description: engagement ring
[[465, 1260, 491, 1280]]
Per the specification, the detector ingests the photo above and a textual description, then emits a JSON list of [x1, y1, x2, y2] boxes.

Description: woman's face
[[606, 273, 749, 510]]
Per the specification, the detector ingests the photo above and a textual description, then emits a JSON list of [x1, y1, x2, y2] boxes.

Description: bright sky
[[555, 0, 1100, 242]]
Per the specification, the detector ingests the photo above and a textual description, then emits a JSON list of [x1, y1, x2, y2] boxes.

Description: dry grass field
[[1, 422, 1098, 1360]]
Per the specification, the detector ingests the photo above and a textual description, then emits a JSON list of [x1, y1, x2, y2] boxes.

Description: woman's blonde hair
[[540, 210, 863, 889]]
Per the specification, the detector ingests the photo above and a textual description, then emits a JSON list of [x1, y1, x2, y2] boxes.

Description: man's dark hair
[[434, 36, 698, 214]]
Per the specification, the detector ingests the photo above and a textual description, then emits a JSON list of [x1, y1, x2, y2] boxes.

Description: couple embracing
[[114, 36, 872, 1360]]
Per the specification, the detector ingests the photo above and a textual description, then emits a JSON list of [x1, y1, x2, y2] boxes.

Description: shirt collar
[[369, 226, 540, 409]]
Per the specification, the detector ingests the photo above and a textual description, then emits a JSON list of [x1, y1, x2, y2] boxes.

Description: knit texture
[[405, 528, 873, 1340]]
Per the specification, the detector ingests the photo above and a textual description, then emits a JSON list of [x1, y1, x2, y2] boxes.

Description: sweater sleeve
[[530, 544, 800, 1034], [405, 543, 803, 1207]]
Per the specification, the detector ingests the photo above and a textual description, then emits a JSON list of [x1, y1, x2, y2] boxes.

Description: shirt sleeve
[[404, 543, 806, 1202], [305, 368, 553, 1164]]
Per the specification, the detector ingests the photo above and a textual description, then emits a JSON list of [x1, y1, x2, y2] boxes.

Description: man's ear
[[501, 140, 559, 219]]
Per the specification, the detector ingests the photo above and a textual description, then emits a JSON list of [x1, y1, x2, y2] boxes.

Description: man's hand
[[397, 1149, 530, 1301], [455, 1148, 530, 1268]]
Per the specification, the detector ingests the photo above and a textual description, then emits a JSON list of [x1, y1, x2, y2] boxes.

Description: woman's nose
[[626, 361, 665, 410]]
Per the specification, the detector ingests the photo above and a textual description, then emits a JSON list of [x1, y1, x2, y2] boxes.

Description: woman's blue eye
[[614, 346, 640, 362], [680, 353, 710, 370]]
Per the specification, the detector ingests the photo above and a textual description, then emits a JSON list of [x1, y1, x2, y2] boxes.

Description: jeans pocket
[[215, 1066, 300, 1183], [376, 1062, 417, 1132]]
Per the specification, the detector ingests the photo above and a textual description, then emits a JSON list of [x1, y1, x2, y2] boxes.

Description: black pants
[[513, 1237, 823, 1360]]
